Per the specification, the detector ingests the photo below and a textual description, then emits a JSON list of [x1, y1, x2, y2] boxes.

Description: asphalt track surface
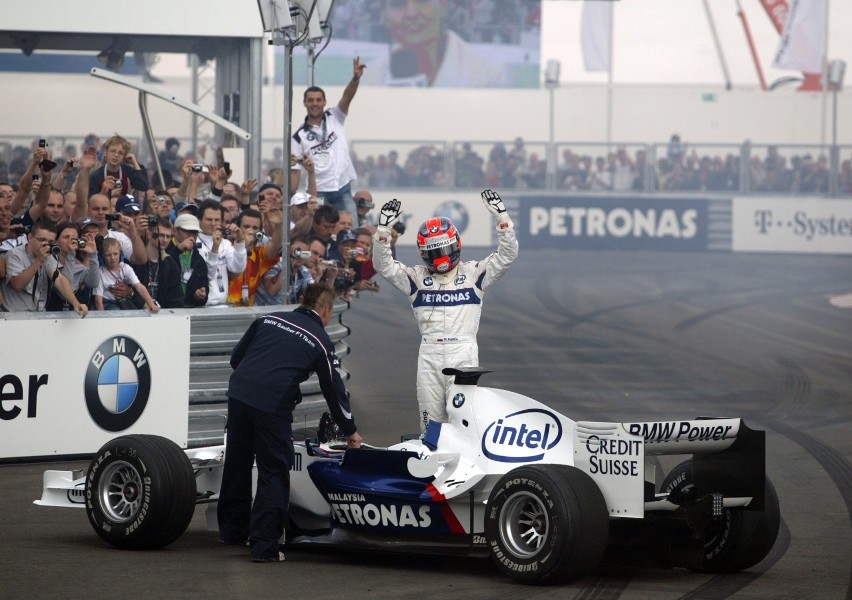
[[2, 247, 851, 599]]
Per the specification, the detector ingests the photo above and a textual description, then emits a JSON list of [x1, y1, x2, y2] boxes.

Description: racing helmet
[[417, 217, 461, 274]]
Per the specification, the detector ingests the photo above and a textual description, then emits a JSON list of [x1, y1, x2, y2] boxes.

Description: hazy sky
[[540, 0, 851, 87]]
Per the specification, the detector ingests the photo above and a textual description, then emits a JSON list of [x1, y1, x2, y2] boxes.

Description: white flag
[[581, 2, 613, 72], [773, 0, 826, 73]]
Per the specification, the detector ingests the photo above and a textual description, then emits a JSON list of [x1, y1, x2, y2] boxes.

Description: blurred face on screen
[[386, 0, 446, 47]]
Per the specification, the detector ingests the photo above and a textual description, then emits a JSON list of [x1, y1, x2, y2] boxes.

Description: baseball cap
[[337, 229, 358, 243], [173, 213, 201, 232], [76, 217, 99, 230], [116, 195, 141, 213], [290, 192, 309, 206], [356, 196, 374, 209], [174, 201, 198, 215], [259, 182, 282, 195]]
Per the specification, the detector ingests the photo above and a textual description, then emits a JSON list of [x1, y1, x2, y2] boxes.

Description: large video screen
[[278, 0, 542, 89]]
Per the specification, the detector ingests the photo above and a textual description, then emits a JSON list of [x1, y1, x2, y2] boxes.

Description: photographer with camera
[[165, 213, 209, 307], [226, 206, 283, 307], [0, 220, 88, 316], [196, 199, 246, 307], [45, 221, 99, 311], [373, 189, 518, 432], [9, 144, 49, 220], [80, 193, 148, 268], [87, 135, 148, 200], [130, 217, 183, 309]]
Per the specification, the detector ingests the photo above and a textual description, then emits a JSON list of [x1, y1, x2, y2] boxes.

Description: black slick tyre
[[85, 435, 197, 550], [660, 459, 780, 572], [484, 464, 609, 584]]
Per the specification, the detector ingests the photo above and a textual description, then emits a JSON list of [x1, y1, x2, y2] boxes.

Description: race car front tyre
[[484, 464, 609, 584], [660, 459, 780, 572], [85, 434, 197, 550]]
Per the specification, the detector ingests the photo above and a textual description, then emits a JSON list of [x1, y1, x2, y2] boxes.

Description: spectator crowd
[[347, 135, 851, 195], [0, 134, 386, 316]]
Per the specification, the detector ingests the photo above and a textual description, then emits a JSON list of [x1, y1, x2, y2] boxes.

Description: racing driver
[[373, 189, 518, 433]]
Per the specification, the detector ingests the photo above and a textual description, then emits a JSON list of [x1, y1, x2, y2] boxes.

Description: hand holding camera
[[34, 239, 53, 263]]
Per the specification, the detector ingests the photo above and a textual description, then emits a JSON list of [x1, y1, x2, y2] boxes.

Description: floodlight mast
[[259, 0, 328, 304]]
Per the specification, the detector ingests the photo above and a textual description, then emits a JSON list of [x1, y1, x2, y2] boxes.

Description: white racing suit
[[373, 215, 518, 432]]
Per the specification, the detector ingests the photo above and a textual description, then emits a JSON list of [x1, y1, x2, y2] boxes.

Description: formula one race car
[[36, 368, 779, 584]]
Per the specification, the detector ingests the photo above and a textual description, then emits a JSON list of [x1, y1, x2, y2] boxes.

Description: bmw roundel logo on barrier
[[84, 336, 151, 432], [452, 393, 465, 408], [435, 200, 469, 233]]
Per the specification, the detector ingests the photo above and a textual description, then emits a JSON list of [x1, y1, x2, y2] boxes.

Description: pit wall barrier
[[0, 301, 350, 461]]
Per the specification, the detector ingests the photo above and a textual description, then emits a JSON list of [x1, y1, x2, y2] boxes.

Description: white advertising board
[[732, 197, 852, 254], [0, 315, 190, 459]]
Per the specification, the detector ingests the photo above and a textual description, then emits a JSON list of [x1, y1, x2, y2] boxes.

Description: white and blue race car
[[36, 368, 779, 584]]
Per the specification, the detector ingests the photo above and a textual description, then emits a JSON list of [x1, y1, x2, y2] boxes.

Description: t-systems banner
[[732, 196, 852, 254], [517, 195, 709, 251]]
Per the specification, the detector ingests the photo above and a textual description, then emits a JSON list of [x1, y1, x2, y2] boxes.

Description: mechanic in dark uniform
[[217, 283, 362, 563]]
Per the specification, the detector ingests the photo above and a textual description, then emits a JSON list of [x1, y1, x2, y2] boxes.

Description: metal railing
[[2, 135, 850, 197], [185, 300, 351, 446]]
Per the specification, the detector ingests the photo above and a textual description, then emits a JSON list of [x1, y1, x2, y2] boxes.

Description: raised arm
[[337, 57, 366, 116]]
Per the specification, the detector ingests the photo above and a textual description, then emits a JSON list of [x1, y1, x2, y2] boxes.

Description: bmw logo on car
[[452, 393, 465, 408], [84, 336, 151, 432]]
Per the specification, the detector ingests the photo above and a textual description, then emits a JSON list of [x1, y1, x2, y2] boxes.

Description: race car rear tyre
[[485, 465, 609, 584], [660, 459, 780, 572], [85, 435, 197, 550]]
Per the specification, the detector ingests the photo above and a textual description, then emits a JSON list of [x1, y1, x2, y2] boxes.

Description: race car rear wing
[[574, 418, 766, 518]]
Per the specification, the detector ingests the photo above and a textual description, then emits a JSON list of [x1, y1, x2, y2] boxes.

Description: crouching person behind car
[[217, 283, 362, 563]]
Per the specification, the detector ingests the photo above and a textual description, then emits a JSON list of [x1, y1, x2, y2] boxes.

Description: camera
[[191, 164, 208, 173], [223, 161, 230, 173], [40, 159, 57, 172], [105, 213, 120, 222], [10, 216, 31, 234], [293, 249, 311, 260], [392, 221, 406, 235], [295, 154, 305, 164], [77, 239, 87, 249], [321, 259, 337, 267], [147, 216, 157, 228], [219, 227, 231, 236], [48, 241, 61, 258], [38, 139, 47, 148], [254, 231, 264, 242], [156, 195, 169, 205]]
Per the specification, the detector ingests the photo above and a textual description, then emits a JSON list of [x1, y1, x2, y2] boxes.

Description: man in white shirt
[[291, 57, 366, 222], [87, 193, 147, 265], [196, 199, 246, 306], [0, 220, 88, 316]]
